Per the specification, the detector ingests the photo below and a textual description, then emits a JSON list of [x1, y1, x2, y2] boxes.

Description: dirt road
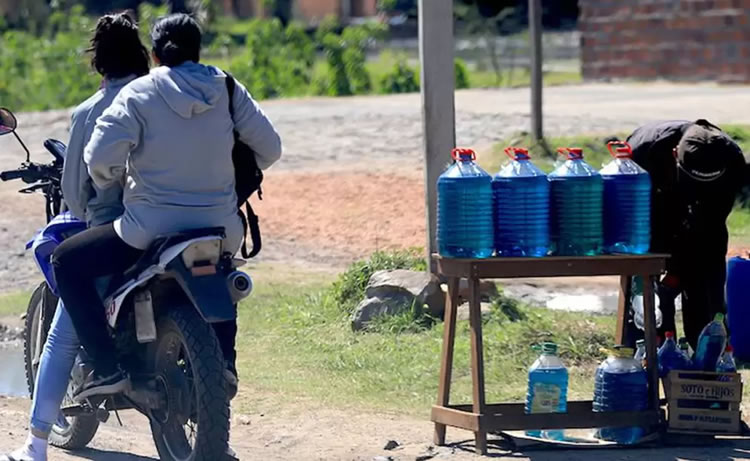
[[1, 397, 750, 460]]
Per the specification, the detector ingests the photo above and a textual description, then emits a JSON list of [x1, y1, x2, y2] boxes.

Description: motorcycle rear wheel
[[150, 307, 230, 461], [24, 282, 99, 450]]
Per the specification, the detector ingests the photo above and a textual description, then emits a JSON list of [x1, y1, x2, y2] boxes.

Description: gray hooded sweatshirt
[[62, 75, 135, 226], [84, 62, 282, 251]]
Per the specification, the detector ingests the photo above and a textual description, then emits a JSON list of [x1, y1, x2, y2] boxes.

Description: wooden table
[[431, 254, 669, 454]]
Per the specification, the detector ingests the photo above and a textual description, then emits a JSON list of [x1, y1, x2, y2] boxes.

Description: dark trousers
[[658, 255, 727, 350], [52, 223, 239, 375], [52, 224, 143, 376]]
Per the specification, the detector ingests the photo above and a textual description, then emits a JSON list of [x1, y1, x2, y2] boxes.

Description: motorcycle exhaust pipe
[[228, 271, 253, 304]]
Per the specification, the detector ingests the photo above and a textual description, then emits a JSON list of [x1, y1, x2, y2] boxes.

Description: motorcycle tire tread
[[151, 307, 230, 461]]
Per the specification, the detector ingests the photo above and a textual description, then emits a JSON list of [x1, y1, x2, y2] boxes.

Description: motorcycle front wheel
[[23, 282, 99, 450], [150, 307, 230, 461]]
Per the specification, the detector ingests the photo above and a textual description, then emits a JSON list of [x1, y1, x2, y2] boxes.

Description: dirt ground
[[2, 84, 750, 459]]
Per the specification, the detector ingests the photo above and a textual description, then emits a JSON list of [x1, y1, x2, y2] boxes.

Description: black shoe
[[73, 369, 128, 402]]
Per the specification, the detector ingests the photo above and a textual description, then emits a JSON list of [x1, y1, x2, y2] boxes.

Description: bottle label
[[531, 383, 561, 413]]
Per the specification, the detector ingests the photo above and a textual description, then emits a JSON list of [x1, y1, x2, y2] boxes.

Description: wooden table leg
[[642, 274, 660, 410], [468, 276, 488, 454], [434, 277, 460, 446], [615, 275, 632, 345]]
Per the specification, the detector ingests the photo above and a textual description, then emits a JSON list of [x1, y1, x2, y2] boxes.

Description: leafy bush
[[379, 58, 419, 94], [328, 248, 427, 314], [455, 58, 471, 89]]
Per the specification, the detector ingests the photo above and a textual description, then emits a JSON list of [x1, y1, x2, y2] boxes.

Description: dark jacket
[[627, 120, 746, 275]]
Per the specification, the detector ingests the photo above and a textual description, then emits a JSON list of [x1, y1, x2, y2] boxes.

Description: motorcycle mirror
[[0, 108, 17, 136]]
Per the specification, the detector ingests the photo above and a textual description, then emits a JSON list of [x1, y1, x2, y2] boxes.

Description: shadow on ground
[[63, 449, 157, 461]]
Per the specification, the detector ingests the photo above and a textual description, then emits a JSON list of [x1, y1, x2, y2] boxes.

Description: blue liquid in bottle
[[548, 148, 603, 256], [593, 347, 649, 444], [600, 141, 651, 254], [658, 332, 691, 377], [525, 342, 568, 440], [727, 257, 750, 361], [493, 147, 549, 257], [437, 148, 494, 258], [694, 313, 728, 371]]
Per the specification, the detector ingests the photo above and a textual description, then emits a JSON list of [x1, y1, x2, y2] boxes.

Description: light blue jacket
[[84, 62, 282, 251], [61, 76, 136, 226]]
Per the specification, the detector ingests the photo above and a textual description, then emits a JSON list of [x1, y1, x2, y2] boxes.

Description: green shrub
[[379, 58, 419, 94], [455, 58, 471, 89], [328, 249, 427, 314]]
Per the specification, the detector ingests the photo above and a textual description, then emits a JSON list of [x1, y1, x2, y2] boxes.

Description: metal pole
[[419, 0, 456, 273], [529, 0, 543, 140]]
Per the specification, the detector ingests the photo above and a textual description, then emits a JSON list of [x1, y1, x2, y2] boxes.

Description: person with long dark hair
[[1, 13, 150, 461], [48, 12, 281, 457]]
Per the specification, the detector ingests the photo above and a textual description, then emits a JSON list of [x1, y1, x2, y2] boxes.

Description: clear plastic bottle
[[593, 346, 648, 444], [600, 141, 651, 254], [694, 313, 728, 371], [678, 337, 694, 363], [634, 339, 646, 368], [548, 147, 603, 256], [437, 148, 494, 258], [631, 276, 663, 331], [492, 147, 550, 257], [717, 344, 737, 373], [525, 342, 568, 440]]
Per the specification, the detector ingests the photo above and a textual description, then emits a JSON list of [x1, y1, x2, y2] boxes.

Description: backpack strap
[[238, 202, 262, 259], [225, 72, 236, 119], [225, 71, 261, 259]]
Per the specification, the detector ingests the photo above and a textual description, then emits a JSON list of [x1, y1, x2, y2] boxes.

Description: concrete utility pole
[[529, 0, 543, 140], [419, 0, 456, 272]]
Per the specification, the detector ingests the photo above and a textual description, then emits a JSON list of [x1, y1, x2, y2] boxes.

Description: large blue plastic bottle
[[525, 342, 568, 440], [548, 148, 603, 256], [694, 313, 728, 371], [600, 141, 651, 254], [593, 347, 648, 444], [728, 256, 750, 361], [492, 147, 550, 257], [437, 148, 494, 258]]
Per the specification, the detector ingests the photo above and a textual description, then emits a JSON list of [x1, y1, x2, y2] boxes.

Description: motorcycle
[[0, 108, 253, 461]]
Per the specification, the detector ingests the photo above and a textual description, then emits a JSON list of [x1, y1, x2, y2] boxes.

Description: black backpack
[[225, 74, 263, 259]]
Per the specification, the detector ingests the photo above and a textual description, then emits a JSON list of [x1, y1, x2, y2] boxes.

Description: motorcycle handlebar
[[0, 169, 27, 181]]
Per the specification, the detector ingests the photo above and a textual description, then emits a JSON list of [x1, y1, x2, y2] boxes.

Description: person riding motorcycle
[[1, 13, 150, 461], [51, 12, 281, 402], [627, 119, 747, 348]]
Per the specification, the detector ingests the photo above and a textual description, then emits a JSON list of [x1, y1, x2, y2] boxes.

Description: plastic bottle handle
[[557, 147, 584, 160], [607, 140, 633, 159], [452, 148, 477, 162], [504, 146, 530, 161]]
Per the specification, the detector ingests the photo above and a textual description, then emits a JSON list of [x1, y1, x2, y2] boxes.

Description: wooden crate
[[664, 370, 743, 434]]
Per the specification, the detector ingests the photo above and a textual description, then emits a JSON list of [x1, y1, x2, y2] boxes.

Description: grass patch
[[233, 276, 614, 415], [327, 248, 426, 315], [0, 291, 29, 317]]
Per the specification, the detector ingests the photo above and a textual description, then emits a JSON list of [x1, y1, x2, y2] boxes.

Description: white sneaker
[[0, 444, 47, 461]]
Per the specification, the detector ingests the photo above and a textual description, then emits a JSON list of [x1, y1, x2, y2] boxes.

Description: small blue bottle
[[600, 141, 651, 254], [437, 148, 494, 258], [493, 147, 550, 257], [658, 332, 691, 377], [525, 342, 568, 440], [694, 313, 728, 371]]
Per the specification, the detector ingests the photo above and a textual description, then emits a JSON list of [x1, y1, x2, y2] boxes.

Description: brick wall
[[579, 0, 750, 83]]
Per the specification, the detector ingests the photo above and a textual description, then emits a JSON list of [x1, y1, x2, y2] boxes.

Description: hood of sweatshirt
[[151, 62, 226, 119]]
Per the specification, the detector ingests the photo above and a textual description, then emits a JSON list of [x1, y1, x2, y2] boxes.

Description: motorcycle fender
[[167, 258, 236, 323]]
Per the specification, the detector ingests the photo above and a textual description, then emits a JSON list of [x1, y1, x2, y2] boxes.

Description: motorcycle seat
[[114, 227, 226, 290]]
